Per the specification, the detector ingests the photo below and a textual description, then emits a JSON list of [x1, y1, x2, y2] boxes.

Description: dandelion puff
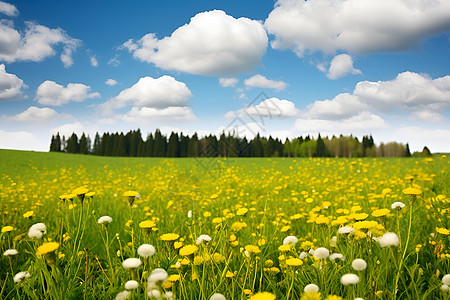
[[338, 227, 354, 235], [341, 273, 359, 286], [308, 249, 315, 255], [14, 271, 30, 283], [28, 228, 43, 239], [122, 258, 142, 269], [304, 283, 319, 293], [187, 210, 192, 218], [125, 280, 139, 290], [196, 234, 212, 245], [443, 274, 450, 285], [116, 290, 130, 300], [97, 216, 113, 225], [329, 253, 345, 262], [283, 236, 299, 245], [352, 259, 367, 271], [148, 268, 168, 285], [163, 291, 173, 299], [441, 284, 449, 292], [299, 252, 307, 259], [330, 236, 337, 247], [210, 293, 226, 300], [391, 202, 405, 210], [313, 247, 329, 259], [30, 223, 47, 234], [137, 244, 156, 258], [376, 232, 399, 247], [3, 249, 18, 256], [148, 289, 161, 298]]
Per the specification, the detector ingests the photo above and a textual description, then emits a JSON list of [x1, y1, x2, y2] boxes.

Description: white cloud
[[354, 72, 450, 110], [104, 75, 192, 111], [6, 106, 58, 123], [219, 77, 238, 88], [244, 74, 287, 91], [0, 1, 18, 17], [327, 54, 361, 79], [227, 97, 300, 119], [0, 20, 81, 67], [105, 79, 118, 86], [122, 10, 268, 76], [410, 110, 445, 123], [90, 55, 98, 67], [306, 93, 368, 119], [265, 0, 450, 56], [0, 63, 26, 101], [0, 130, 44, 151], [108, 54, 120, 66], [393, 126, 450, 153], [123, 106, 196, 123], [216, 122, 265, 140], [36, 80, 100, 106], [295, 112, 387, 135], [50, 121, 94, 137]]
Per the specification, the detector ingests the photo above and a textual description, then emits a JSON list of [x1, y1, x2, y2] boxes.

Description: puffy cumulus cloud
[[105, 79, 118, 86], [244, 74, 287, 91], [410, 110, 445, 123], [327, 54, 361, 79], [227, 97, 300, 119], [6, 106, 58, 123], [36, 80, 100, 106], [50, 121, 97, 138], [0, 64, 26, 101], [122, 10, 268, 76], [90, 55, 98, 67], [0, 130, 44, 151], [219, 77, 238, 88], [265, 0, 450, 56], [123, 106, 195, 123], [0, 1, 18, 17], [354, 72, 450, 110], [306, 93, 368, 120], [104, 75, 192, 111], [295, 112, 387, 135], [0, 20, 81, 67]]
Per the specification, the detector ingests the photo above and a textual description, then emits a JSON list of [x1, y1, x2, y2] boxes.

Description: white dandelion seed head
[[30, 223, 46, 234], [441, 284, 449, 292], [175, 261, 181, 269], [352, 258, 367, 271], [148, 268, 168, 284], [3, 249, 18, 256], [148, 289, 161, 298], [329, 253, 345, 262], [137, 244, 156, 258], [341, 273, 360, 285], [115, 290, 130, 300], [28, 228, 43, 239], [330, 236, 337, 246], [283, 235, 299, 245], [354, 298, 365, 300], [196, 234, 212, 245], [210, 293, 226, 300], [122, 258, 142, 269], [13, 271, 30, 283], [124, 280, 139, 290], [430, 233, 435, 237], [163, 291, 173, 299], [443, 274, 450, 285], [299, 252, 307, 259], [314, 247, 329, 259], [187, 210, 192, 218], [304, 283, 319, 293], [338, 226, 354, 235], [376, 232, 399, 247], [244, 250, 250, 258], [308, 249, 315, 255], [391, 201, 405, 210], [97, 216, 113, 225]]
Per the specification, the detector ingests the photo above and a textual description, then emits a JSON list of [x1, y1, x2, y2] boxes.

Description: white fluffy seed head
[[124, 280, 139, 290], [30, 223, 46, 233], [329, 253, 345, 262], [28, 228, 43, 239], [148, 268, 168, 285], [163, 291, 173, 299], [352, 259, 367, 271], [137, 244, 156, 258], [283, 235, 299, 245], [376, 232, 400, 247], [441, 284, 449, 292], [210, 293, 226, 300], [338, 226, 354, 235], [3, 249, 18, 256], [442, 274, 450, 285], [13, 271, 30, 283], [115, 290, 130, 300], [341, 273, 360, 285], [314, 247, 329, 259], [330, 236, 337, 246], [391, 201, 405, 210], [196, 234, 212, 244], [304, 283, 319, 293], [148, 290, 161, 298], [98, 216, 113, 225], [122, 258, 142, 269], [299, 252, 307, 259]]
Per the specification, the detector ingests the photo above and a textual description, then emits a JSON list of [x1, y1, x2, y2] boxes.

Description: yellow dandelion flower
[[179, 245, 198, 256], [160, 233, 179, 241], [265, 259, 274, 267], [226, 270, 234, 278], [245, 244, 261, 254], [86, 192, 95, 197], [231, 222, 247, 232], [286, 258, 303, 266], [402, 187, 422, 195], [72, 187, 89, 195], [212, 217, 223, 224], [123, 191, 139, 197], [325, 295, 342, 300], [36, 242, 59, 255], [300, 292, 321, 300], [315, 216, 330, 225], [278, 245, 291, 252], [139, 220, 156, 229], [372, 208, 390, 218], [249, 292, 276, 300], [436, 227, 450, 235], [203, 211, 211, 217], [23, 210, 34, 218], [281, 225, 291, 232], [174, 241, 183, 249], [236, 207, 248, 216], [167, 274, 180, 282], [1, 226, 13, 233]]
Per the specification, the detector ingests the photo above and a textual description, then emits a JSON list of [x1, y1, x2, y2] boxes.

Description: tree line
[[48, 129, 431, 158]]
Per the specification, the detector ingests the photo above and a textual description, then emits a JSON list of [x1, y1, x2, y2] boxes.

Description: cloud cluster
[[6, 106, 58, 123], [265, 0, 450, 56], [327, 54, 361, 80], [219, 77, 239, 88], [36, 80, 100, 106], [0, 64, 26, 101], [0, 20, 81, 67], [226, 97, 300, 119], [122, 10, 268, 76], [0, 1, 18, 17], [244, 74, 287, 91]]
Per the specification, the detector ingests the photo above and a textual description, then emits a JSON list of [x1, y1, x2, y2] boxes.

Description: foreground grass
[[0, 150, 449, 299]]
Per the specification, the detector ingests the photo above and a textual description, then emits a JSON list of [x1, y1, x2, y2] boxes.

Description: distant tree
[[153, 129, 166, 157], [405, 143, 411, 157], [422, 146, 432, 156], [316, 134, 327, 157], [93, 132, 101, 155], [167, 132, 180, 157], [66, 133, 79, 153], [79, 133, 89, 154], [187, 133, 199, 157]]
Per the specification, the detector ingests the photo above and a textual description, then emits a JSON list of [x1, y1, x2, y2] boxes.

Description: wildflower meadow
[[0, 149, 449, 299]]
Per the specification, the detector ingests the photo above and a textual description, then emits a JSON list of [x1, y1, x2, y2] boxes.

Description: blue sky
[[0, 0, 449, 152]]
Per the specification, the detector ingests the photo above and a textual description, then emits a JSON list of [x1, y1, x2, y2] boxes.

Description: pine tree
[[93, 133, 101, 155], [66, 133, 79, 153], [153, 129, 166, 157], [167, 132, 180, 157], [79, 133, 89, 154], [316, 134, 327, 157]]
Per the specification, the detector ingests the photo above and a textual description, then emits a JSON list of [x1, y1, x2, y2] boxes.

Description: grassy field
[[0, 149, 449, 299]]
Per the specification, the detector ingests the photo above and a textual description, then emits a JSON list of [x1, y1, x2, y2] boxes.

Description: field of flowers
[[0, 149, 449, 300]]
